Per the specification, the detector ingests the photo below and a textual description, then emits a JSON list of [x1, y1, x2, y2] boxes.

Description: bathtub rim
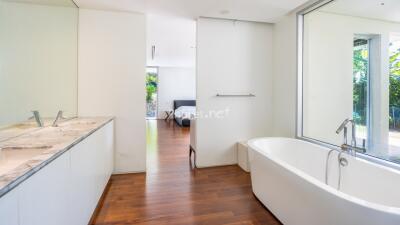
[[248, 137, 400, 216]]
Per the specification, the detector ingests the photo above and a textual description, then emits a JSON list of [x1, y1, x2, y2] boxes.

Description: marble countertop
[[0, 117, 114, 197], [0, 119, 56, 143]]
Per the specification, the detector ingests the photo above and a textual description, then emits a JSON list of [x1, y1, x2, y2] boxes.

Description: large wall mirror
[[298, 0, 400, 165], [0, 0, 78, 128]]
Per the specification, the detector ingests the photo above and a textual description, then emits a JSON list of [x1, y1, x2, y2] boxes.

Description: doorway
[[145, 14, 197, 171]]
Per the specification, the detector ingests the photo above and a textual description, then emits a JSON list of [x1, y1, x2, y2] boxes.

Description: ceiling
[[73, 0, 309, 23], [321, 0, 400, 23]]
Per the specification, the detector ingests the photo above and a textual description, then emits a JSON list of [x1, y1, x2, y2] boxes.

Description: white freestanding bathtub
[[248, 137, 400, 225]]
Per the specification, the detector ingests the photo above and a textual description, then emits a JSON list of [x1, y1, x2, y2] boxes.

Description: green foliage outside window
[[353, 45, 368, 125], [146, 72, 158, 103], [389, 48, 400, 129], [353, 42, 400, 130], [390, 50, 400, 107]]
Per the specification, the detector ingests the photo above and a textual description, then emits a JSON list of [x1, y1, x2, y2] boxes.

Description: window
[[146, 67, 158, 119], [298, 1, 400, 167]]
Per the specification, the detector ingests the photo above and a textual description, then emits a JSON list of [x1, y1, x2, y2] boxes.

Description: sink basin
[[0, 147, 49, 175], [56, 121, 97, 132]]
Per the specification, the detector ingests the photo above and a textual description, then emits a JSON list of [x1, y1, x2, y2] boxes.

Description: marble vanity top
[[0, 117, 114, 197], [0, 118, 56, 143]]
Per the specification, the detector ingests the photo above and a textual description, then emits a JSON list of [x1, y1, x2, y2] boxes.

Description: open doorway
[[145, 14, 197, 170]]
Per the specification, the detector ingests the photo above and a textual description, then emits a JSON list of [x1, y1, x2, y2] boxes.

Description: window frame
[[353, 37, 371, 148], [296, 0, 400, 171]]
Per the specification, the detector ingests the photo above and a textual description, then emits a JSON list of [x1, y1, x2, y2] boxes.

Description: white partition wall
[[146, 14, 196, 68], [78, 9, 146, 173], [196, 18, 273, 167], [271, 14, 298, 138]]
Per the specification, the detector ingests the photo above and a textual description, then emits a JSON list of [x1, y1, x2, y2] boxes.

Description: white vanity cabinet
[[70, 136, 98, 224], [0, 188, 19, 225], [69, 121, 114, 225], [19, 152, 71, 225], [0, 120, 114, 225]]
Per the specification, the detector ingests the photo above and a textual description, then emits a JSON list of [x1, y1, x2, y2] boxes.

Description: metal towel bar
[[216, 94, 256, 97]]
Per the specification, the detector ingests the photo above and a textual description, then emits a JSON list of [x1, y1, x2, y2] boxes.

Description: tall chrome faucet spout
[[336, 118, 350, 134], [350, 119, 357, 149], [52, 110, 65, 127], [336, 118, 365, 156], [31, 111, 43, 127]]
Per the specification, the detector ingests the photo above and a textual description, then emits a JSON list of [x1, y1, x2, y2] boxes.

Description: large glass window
[[299, 0, 400, 166]]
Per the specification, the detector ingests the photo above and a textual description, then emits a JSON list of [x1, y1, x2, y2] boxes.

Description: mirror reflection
[[0, 0, 78, 128]]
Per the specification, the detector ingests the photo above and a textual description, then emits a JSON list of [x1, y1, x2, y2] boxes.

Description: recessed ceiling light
[[220, 10, 230, 15]]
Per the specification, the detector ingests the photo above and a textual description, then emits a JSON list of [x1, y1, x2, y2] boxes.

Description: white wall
[[78, 9, 146, 173], [272, 14, 298, 137], [146, 14, 196, 68], [0, 2, 78, 127], [157, 67, 196, 118], [196, 18, 273, 167]]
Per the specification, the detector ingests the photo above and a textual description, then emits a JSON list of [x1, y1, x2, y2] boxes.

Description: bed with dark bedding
[[173, 100, 196, 127]]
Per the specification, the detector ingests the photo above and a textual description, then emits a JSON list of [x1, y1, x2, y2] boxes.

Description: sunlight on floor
[[146, 120, 158, 171]]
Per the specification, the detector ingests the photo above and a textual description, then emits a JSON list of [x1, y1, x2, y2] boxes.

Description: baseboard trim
[[196, 162, 238, 169], [88, 177, 112, 225], [112, 170, 146, 175], [189, 145, 197, 168]]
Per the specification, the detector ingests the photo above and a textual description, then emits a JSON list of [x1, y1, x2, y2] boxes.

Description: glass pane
[[301, 0, 400, 165], [353, 39, 369, 148], [389, 36, 400, 162], [302, 9, 354, 146]]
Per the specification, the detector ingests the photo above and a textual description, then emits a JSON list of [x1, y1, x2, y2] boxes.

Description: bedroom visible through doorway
[[145, 14, 197, 170]]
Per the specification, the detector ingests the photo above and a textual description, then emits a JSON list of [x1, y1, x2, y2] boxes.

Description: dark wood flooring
[[91, 120, 281, 225]]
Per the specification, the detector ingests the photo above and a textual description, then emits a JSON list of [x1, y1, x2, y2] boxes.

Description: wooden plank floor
[[91, 120, 282, 225]]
